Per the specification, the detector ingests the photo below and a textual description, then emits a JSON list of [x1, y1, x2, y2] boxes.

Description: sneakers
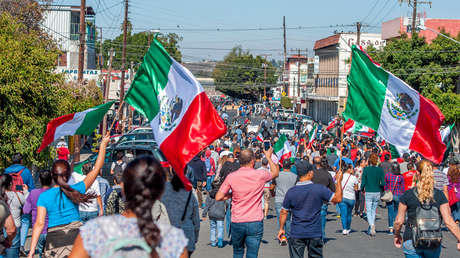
[[388, 227, 394, 235], [279, 235, 288, 246], [342, 229, 351, 235]]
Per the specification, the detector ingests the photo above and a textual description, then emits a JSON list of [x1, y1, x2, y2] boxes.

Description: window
[[70, 12, 80, 40]]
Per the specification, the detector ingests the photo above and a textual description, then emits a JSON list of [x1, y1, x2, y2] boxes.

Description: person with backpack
[[104, 170, 125, 215], [4, 153, 35, 256], [384, 162, 405, 234], [27, 134, 110, 258], [0, 175, 17, 257], [22, 170, 52, 258], [393, 160, 460, 257], [110, 151, 126, 175], [188, 154, 207, 208], [204, 150, 216, 192], [202, 181, 226, 248], [162, 174, 200, 256], [3, 174, 28, 258], [70, 156, 188, 258]]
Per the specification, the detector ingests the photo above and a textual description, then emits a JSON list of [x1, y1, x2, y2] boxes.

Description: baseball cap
[[296, 160, 314, 178]]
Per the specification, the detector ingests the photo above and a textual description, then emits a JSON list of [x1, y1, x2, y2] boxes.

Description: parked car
[[127, 127, 153, 134], [115, 132, 154, 146]]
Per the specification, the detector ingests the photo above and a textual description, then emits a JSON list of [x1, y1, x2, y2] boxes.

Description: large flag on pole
[[37, 101, 114, 153], [307, 124, 318, 149], [343, 45, 446, 164], [342, 118, 375, 137], [124, 39, 226, 190]]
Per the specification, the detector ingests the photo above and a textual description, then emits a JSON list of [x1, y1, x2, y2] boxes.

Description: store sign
[[60, 69, 100, 75]]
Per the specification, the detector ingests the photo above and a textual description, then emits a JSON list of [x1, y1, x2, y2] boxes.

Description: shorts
[[263, 188, 271, 204]]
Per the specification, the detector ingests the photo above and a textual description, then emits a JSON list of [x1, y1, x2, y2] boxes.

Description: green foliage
[[213, 46, 277, 100], [99, 32, 183, 69], [280, 96, 293, 109], [367, 33, 460, 123], [0, 13, 102, 169]]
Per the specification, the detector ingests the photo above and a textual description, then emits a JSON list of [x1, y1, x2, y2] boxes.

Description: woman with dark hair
[[162, 174, 200, 256], [384, 162, 405, 234], [447, 165, 460, 223], [0, 174, 17, 256], [361, 153, 385, 236], [27, 134, 110, 258], [70, 156, 188, 258]]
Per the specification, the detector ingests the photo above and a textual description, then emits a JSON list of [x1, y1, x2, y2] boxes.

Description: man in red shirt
[[56, 146, 70, 161], [402, 163, 417, 191]]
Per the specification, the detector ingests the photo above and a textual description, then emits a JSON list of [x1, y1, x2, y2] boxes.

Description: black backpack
[[411, 190, 443, 249], [113, 162, 125, 175], [185, 164, 196, 188]]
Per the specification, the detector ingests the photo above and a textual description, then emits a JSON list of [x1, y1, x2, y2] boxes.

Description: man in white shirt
[[69, 171, 103, 222]]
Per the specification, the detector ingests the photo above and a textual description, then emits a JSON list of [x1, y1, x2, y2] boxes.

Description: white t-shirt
[[69, 172, 101, 212], [219, 150, 232, 158], [341, 173, 358, 200]]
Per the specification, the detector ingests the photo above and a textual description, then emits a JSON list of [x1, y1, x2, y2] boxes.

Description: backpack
[[10, 168, 25, 193], [102, 237, 151, 258], [113, 162, 125, 175], [204, 158, 212, 172], [411, 190, 443, 249]]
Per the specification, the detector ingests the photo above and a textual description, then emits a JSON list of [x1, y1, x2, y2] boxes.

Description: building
[[41, 4, 97, 72], [309, 33, 386, 124], [101, 70, 131, 101], [382, 17, 460, 43]]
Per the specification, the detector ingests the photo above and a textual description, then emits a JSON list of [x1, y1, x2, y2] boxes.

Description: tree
[[367, 33, 460, 123], [99, 32, 183, 69], [213, 46, 277, 100], [280, 96, 293, 109], [0, 13, 101, 169], [0, 0, 52, 32]]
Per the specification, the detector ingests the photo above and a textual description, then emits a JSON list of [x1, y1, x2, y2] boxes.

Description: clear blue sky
[[65, 0, 460, 61]]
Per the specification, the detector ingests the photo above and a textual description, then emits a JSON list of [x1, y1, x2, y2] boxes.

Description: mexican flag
[[37, 101, 114, 153], [343, 118, 375, 137], [274, 134, 291, 163], [256, 133, 264, 142], [326, 117, 338, 131], [441, 123, 455, 162], [344, 45, 446, 164], [307, 124, 318, 149], [124, 39, 226, 190]]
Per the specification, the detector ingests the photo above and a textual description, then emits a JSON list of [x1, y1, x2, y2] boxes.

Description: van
[[277, 122, 295, 138]]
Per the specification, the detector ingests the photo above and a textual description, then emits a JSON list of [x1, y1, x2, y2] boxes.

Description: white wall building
[[308, 33, 385, 123]]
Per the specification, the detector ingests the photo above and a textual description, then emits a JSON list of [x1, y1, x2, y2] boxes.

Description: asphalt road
[[193, 202, 460, 258]]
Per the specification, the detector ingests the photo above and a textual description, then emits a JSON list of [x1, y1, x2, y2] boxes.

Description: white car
[[277, 122, 295, 138]]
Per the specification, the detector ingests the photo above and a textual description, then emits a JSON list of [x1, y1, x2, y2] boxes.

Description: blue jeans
[[451, 201, 460, 222], [365, 192, 381, 227], [320, 204, 328, 240], [20, 214, 31, 247], [226, 200, 232, 238], [231, 221, 264, 258], [210, 220, 224, 245], [402, 240, 441, 258], [387, 195, 400, 228], [206, 175, 215, 192], [37, 234, 47, 258], [5, 229, 20, 258], [275, 202, 291, 237], [338, 198, 355, 231], [79, 210, 98, 223]]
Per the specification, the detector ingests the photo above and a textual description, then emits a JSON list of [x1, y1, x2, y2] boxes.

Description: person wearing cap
[[216, 148, 279, 258], [273, 158, 298, 246], [278, 161, 343, 258]]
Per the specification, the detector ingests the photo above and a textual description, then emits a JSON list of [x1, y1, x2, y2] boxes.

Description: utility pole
[[356, 22, 362, 46], [128, 61, 134, 131], [102, 48, 114, 136], [297, 49, 301, 98], [119, 0, 129, 133], [283, 16, 287, 95], [412, 0, 417, 35], [260, 54, 271, 102], [74, 0, 86, 163], [99, 27, 103, 68]]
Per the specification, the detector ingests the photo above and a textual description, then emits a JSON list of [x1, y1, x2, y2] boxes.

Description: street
[[194, 202, 460, 258]]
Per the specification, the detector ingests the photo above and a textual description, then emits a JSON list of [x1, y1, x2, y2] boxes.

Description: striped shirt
[[433, 169, 448, 191]]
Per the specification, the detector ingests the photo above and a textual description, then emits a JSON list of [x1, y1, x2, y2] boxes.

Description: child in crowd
[[202, 181, 226, 248]]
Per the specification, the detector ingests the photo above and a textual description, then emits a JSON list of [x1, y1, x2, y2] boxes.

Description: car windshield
[[118, 133, 153, 144], [277, 123, 295, 130], [285, 110, 293, 114]]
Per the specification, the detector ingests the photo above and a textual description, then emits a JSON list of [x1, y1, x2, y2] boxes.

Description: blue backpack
[[205, 158, 212, 172]]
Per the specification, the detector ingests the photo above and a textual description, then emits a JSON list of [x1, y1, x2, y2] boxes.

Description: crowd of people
[[0, 101, 459, 258]]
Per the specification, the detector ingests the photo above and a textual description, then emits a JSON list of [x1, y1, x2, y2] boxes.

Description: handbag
[[448, 187, 459, 206], [381, 176, 398, 202]]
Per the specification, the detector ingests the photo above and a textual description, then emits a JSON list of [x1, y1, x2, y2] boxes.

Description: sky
[[63, 0, 460, 61]]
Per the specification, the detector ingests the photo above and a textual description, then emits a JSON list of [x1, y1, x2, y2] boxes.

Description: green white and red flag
[[274, 134, 291, 163], [344, 45, 446, 163], [326, 117, 338, 131], [256, 133, 264, 142], [37, 101, 114, 153], [124, 39, 226, 190], [307, 124, 318, 149], [343, 118, 375, 137]]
